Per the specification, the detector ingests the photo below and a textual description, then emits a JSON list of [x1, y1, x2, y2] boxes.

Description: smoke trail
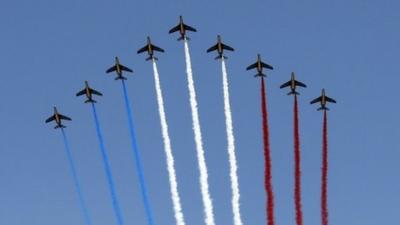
[[151, 59, 186, 225], [221, 59, 243, 225], [121, 80, 154, 225], [260, 77, 275, 225], [60, 129, 92, 225], [321, 111, 328, 225], [91, 103, 125, 225], [183, 40, 216, 225], [293, 96, 303, 225]]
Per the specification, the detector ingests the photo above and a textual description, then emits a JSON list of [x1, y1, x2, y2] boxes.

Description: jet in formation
[[207, 35, 234, 59], [45, 107, 71, 129], [106, 57, 133, 80], [246, 54, 273, 77], [137, 36, 165, 61], [310, 89, 336, 111], [169, 16, 197, 41], [76, 81, 103, 103], [280, 72, 307, 95]]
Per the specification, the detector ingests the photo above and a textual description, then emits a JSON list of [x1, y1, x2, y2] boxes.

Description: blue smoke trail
[[91, 103, 125, 225], [121, 80, 154, 225], [60, 128, 92, 225]]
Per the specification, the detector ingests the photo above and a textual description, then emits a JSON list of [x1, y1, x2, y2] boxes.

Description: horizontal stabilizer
[[146, 56, 158, 61], [115, 75, 127, 80], [55, 124, 66, 129], [178, 36, 189, 41], [254, 73, 266, 78], [215, 55, 227, 60], [85, 99, 96, 104], [288, 90, 300, 95]]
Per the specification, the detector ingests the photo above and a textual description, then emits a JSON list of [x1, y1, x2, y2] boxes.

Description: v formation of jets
[[46, 16, 336, 128]]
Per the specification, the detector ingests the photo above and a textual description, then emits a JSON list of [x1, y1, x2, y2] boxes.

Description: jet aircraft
[[280, 72, 307, 95], [45, 107, 71, 129], [246, 54, 273, 77], [206, 35, 234, 59], [106, 57, 133, 80], [76, 81, 103, 103], [169, 16, 197, 41], [310, 89, 336, 111], [137, 36, 165, 61]]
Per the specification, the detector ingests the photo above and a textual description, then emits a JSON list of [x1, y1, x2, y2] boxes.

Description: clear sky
[[0, 0, 399, 225]]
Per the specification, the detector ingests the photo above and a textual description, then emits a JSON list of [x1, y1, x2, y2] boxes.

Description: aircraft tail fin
[[318, 106, 329, 111]]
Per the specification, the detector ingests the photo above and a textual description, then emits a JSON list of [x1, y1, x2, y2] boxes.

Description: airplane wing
[[207, 44, 218, 53], [106, 65, 117, 73], [280, 81, 291, 89], [326, 96, 336, 103], [90, 88, 103, 96], [246, 62, 258, 70], [184, 24, 197, 32], [76, 89, 86, 96], [310, 96, 322, 104], [261, 62, 273, 70], [45, 115, 56, 123], [152, 44, 165, 52], [59, 114, 72, 121], [120, 65, 133, 73], [295, 80, 307, 88], [221, 43, 234, 51], [137, 45, 148, 54], [169, 24, 180, 34]]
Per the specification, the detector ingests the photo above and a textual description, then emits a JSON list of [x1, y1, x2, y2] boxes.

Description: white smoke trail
[[152, 59, 186, 225], [184, 40, 216, 225], [221, 59, 243, 225]]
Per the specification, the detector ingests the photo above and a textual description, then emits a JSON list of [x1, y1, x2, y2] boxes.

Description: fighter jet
[[169, 16, 197, 41], [45, 107, 71, 129], [246, 54, 273, 77], [310, 89, 336, 111], [280, 72, 307, 95], [106, 57, 133, 80], [76, 81, 103, 103], [206, 35, 234, 60], [137, 36, 165, 61]]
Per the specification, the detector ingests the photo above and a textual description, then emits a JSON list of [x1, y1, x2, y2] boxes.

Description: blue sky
[[0, 0, 399, 225]]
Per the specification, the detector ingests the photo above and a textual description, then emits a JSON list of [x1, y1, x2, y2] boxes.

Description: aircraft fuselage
[[257, 61, 262, 74]]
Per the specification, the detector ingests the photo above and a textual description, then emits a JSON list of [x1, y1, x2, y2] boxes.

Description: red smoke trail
[[321, 110, 328, 225], [293, 95, 303, 225], [261, 77, 275, 225]]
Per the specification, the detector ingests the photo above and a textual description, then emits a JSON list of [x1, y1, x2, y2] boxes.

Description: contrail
[[151, 59, 186, 225], [260, 77, 275, 225], [321, 110, 329, 225], [90, 103, 125, 225], [121, 80, 155, 225], [293, 95, 304, 225], [60, 128, 92, 225], [221, 59, 243, 225], [183, 40, 216, 225]]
